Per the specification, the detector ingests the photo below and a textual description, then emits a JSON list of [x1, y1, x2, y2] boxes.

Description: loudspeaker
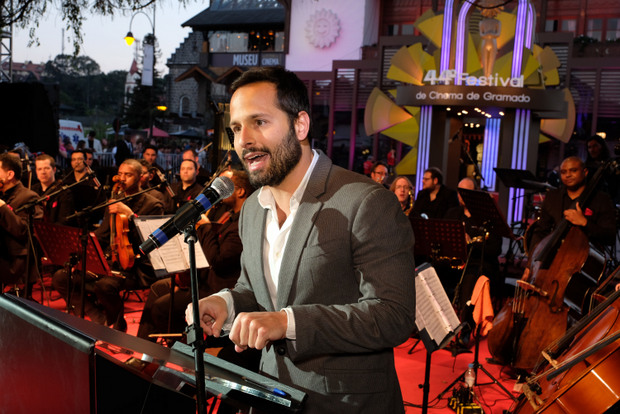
[[0, 294, 196, 414], [0, 82, 58, 155]]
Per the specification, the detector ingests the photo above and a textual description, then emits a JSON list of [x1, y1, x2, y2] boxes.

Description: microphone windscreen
[[211, 175, 235, 199]]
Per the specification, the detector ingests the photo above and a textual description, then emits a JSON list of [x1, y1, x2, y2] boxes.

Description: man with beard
[[529, 156, 616, 251], [409, 166, 459, 220], [186, 67, 415, 413], [0, 153, 43, 289], [53, 159, 164, 331]]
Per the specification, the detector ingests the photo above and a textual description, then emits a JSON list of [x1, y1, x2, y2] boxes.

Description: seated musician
[[52, 159, 164, 331], [32, 154, 75, 226], [139, 159, 173, 213], [0, 153, 43, 291], [171, 159, 203, 211], [529, 156, 616, 253]]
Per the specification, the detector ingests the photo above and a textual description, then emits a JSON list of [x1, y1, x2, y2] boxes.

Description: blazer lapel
[[276, 152, 331, 309], [242, 202, 274, 311]]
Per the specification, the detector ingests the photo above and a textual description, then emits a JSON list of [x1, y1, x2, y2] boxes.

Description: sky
[[12, 1, 210, 75]]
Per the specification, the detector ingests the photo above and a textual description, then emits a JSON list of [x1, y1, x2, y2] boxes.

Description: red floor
[[28, 279, 521, 413]]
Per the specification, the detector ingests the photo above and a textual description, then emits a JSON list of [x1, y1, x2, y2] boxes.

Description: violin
[[109, 175, 135, 270]]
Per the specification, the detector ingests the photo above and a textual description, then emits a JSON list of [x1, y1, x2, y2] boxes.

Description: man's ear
[[295, 111, 311, 142], [237, 187, 246, 199], [6, 170, 15, 181]]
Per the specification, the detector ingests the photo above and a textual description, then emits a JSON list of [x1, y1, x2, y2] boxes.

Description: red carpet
[[395, 337, 519, 413], [27, 279, 521, 413]]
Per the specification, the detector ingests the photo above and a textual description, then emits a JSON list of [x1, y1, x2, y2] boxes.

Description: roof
[[182, 1, 285, 31]]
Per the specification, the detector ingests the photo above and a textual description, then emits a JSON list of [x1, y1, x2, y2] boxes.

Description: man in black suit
[[0, 153, 42, 287]]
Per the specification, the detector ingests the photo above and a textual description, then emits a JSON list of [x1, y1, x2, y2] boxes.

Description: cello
[[488, 160, 610, 371], [109, 175, 135, 270], [509, 266, 620, 414]]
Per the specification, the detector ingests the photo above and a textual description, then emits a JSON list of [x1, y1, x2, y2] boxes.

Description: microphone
[[421, 213, 429, 220], [139, 176, 234, 255], [155, 169, 176, 198], [85, 162, 101, 187]]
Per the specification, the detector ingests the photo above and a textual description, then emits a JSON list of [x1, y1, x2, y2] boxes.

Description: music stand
[[457, 188, 516, 241], [434, 189, 517, 402], [411, 219, 468, 266], [414, 263, 463, 414], [33, 222, 112, 313]]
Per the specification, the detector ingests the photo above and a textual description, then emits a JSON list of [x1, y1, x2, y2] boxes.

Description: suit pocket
[[324, 368, 388, 394]]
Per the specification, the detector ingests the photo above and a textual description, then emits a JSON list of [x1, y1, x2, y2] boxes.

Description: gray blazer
[[231, 151, 416, 413]]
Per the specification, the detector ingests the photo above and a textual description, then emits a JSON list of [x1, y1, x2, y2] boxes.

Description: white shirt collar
[[257, 149, 319, 215]]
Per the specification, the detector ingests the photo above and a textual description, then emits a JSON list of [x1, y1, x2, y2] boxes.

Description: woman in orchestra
[[390, 176, 415, 216]]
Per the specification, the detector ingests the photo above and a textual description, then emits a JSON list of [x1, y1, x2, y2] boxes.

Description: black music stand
[[434, 189, 517, 402], [411, 218, 468, 266], [457, 188, 516, 241], [33, 222, 112, 314]]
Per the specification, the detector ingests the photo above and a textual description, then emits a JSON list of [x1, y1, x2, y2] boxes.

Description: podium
[[0, 294, 306, 413]]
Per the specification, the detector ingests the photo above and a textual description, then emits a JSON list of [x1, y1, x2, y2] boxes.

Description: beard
[[241, 128, 302, 188]]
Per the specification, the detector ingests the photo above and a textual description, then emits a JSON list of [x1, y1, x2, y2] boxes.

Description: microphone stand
[[184, 222, 207, 414]]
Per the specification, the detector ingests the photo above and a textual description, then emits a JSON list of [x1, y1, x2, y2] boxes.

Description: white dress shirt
[[218, 150, 319, 340]]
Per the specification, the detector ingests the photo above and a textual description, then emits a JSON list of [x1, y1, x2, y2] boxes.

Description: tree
[[0, 0, 194, 56], [41, 54, 126, 117]]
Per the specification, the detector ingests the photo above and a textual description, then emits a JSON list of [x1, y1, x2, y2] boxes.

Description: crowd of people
[[0, 66, 618, 412]]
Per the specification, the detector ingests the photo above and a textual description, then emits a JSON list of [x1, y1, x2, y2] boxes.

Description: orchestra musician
[[0, 153, 43, 290], [389, 176, 414, 216], [52, 159, 164, 331], [528, 156, 616, 253], [31, 154, 75, 226]]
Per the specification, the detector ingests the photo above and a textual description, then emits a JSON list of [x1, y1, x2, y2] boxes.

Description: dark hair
[[0, 152, 22, 178], [83, 148, 94, 156], [71, 149, 87, 159], [586, 135, 610, 161], [143, 144, 158, 155], [371, 161, 388, 173], [180, 159, 198, 170], [88, 130, 96, 138], [231, 169, 255, 197], [425, 167, 444, 185], [231, 66, 311, 132]]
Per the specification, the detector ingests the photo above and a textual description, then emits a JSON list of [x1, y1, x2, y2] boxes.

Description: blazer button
[[276, 345, 286, 356]]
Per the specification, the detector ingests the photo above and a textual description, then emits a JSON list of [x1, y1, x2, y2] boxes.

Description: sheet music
[[134, 216, 209, 276], [415, 265, 460, 346]]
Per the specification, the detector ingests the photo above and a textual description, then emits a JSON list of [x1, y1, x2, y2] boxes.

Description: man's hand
[[564, 202, 587, 227], [229, 311, 288, 353], [0, 199, 5, 208], [109, 201, 133, 217], [185, 295, 228, 337]]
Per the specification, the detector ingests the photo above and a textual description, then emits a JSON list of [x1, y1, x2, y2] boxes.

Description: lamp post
[[124, 4, 156, 139]]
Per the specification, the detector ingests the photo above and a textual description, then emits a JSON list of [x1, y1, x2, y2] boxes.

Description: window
[[179, 96, 190, 116], [587, 18, 603, 41], [606, 18, 620, 40], [561, 19, 577, 33]]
